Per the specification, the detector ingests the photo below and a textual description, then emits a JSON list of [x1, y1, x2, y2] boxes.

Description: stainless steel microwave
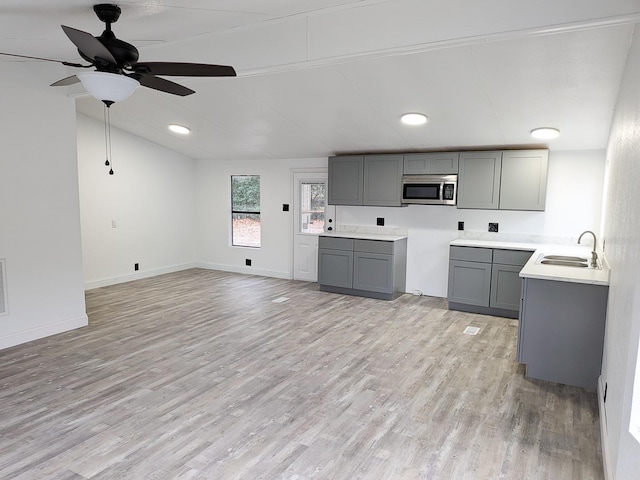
[[401, 174, 457, 205]]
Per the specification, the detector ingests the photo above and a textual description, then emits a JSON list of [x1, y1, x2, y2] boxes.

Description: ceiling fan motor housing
[[94, 4, 121, 24]]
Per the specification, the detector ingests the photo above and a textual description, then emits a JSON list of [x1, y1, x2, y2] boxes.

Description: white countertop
[[450, 238, 539, 251], [320, 231, 408, 241], [450, 239, 610, 286]]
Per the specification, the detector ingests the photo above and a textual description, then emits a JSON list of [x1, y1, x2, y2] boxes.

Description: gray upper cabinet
[[457, 151, 502, 209], [457, 149, 549, 211], [499, 150, 549, 211], [403, 152, 459, 175], [328, 154, 403, 206], [328, 155, 364, 205], [363, 155, 404, 206]]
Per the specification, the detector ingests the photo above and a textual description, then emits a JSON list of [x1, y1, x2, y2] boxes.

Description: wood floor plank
[[0, 269, 603, 479]]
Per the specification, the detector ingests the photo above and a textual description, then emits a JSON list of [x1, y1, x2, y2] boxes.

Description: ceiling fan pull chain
[[106, 106, 114, 175], [103, 104, 110, 167]]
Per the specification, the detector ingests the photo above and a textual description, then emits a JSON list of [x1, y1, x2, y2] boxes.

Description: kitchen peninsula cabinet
[[318, 234, 407, 300], [457, 149, 548, 211], [328, 155, 403, 206], [448, 245, 532, 318], [517, 277, 608, 389]]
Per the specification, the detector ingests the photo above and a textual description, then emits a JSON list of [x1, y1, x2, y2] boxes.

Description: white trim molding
[[599, 375, 614, 480]]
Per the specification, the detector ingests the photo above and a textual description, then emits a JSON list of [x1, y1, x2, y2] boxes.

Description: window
[[299, 182, 326, 234], [231, 175, 261, 247]]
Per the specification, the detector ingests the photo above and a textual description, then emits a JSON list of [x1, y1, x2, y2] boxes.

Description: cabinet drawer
[[449, 246, 492, 263], [319, 236, 354, 251], [354, 239, 394, 255], [493, 249, 533, 267]]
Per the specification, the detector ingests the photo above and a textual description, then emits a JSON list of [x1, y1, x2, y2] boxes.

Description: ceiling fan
[[2, 3, 236, 104]]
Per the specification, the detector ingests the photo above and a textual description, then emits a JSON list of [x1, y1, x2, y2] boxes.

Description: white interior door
[[293, 171, 328, 281]]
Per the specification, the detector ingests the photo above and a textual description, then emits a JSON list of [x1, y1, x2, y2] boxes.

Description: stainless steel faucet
[[578, 230, 598, 267]]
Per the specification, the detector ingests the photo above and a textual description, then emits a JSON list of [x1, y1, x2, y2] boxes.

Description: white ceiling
[[1, 0, 639, 160]]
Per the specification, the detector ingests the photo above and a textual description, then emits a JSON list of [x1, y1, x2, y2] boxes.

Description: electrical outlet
[[282, 204, 289, 212], [458, 221, 464, 231], [134, 263, 139, 271], [376, 217, 385, 226], [245, 259, 252, 266], [489, 222, 499, 232]]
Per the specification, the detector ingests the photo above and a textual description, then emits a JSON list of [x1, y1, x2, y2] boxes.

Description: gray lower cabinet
[[517, 277, 608, 389], [318, 236, 407, 300], [448, 246, 532, 318]]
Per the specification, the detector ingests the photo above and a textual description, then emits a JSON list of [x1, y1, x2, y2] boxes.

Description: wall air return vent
[[0, 259, 7, 315]]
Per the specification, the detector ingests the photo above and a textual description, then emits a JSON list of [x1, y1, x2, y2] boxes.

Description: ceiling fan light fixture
[[401, 112, 428, 126], [77, 71, 139, 104], [530, 127, 560, 139], [168, 124, 191, 135]]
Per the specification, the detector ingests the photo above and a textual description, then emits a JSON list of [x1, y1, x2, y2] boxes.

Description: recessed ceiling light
[[168, 124, 191, 135], [530, 127, 560, 139], [401, 113, 428, 126]]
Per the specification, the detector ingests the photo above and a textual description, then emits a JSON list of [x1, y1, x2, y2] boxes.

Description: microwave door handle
[[439, 182, 444, 201]]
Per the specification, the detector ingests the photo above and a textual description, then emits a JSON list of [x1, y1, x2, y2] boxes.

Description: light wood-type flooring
[[0, 269, 603, 479]]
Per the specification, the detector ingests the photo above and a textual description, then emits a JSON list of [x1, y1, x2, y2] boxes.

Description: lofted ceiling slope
[[1, 0, 639, 160]]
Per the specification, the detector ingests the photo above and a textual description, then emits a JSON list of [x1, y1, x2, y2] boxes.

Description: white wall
[[600, 24, 640, 480], [338, 149, 605, 297], [0, 62, 87, 349], [77, 114, 198, 288], [195, 158, 326, 278]]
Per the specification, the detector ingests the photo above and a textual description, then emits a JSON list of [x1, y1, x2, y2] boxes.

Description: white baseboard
[[196, 262, 291, 280], [598, 375, 614, 480], [0, 314, 88, 350], [84, 263, 198, 290]]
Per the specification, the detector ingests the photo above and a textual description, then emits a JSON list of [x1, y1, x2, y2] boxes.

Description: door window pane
[[300, 182, 325, 234], [231, 175, 260, 247]]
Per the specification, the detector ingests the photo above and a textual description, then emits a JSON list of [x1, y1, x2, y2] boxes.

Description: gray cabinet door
[[363, 155, 404, 206], [403, 153, 430, 174], [447, 260, 492, 307], [328, 156, 364, 205], [318, 249, 353, 288], [429, 152, 459, 174], [499, 150, 549, 211], [457, 151, 502, 209], [353, 252, 394, 294], [403, 152, 459, 174], [490, 263, 523, 310]]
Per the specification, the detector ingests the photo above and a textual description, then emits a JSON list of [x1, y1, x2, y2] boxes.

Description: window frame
[[230, 175, 261, 248]]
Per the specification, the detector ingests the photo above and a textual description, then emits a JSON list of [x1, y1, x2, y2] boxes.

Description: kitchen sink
[[535, 252, 601, 269], [540, 260, 589, 268], [542, 255, 589, 262]]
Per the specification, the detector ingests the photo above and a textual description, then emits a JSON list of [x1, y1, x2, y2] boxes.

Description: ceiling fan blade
[[51, 75, 80, 87], [61, 25, 116, 66], [133, 62, 236, 77], [0, 51, 85, 68], [133, 74, 195, 96]]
